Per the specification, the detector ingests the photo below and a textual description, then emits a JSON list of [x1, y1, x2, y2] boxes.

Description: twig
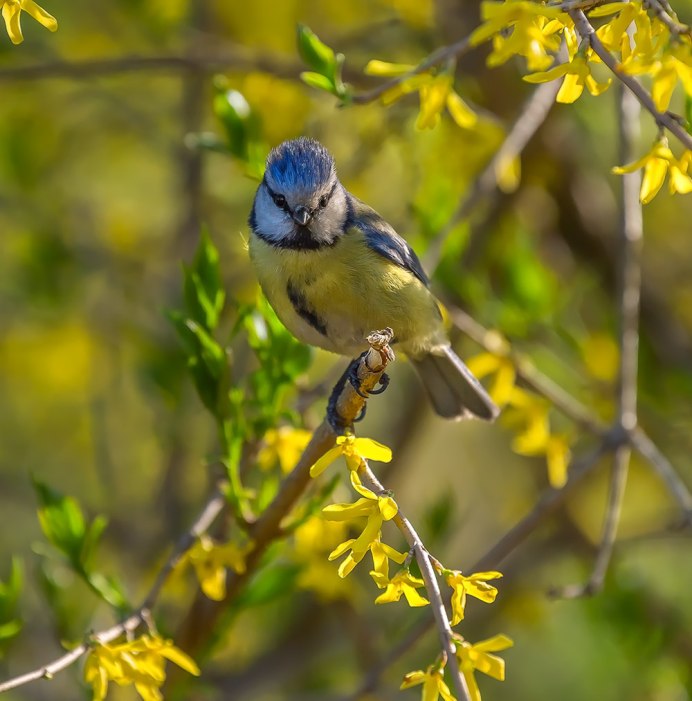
[[359, 463, 472, 701], [350, 35, 473, 105], [424, 81, 561, 272], [568, 9, 692, 150], [0, 488, 227, 695]]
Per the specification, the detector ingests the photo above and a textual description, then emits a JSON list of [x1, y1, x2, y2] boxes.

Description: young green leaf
[[296, 24, 336, 78]]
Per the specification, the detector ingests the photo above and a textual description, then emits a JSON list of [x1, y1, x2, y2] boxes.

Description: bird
[[247, 137, 499, 421]]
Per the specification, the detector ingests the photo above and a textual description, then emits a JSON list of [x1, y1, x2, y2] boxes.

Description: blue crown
[[265, 137, 335, 192]]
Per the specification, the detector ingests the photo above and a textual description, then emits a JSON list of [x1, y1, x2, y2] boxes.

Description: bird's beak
[[292, 206, 311, 226]]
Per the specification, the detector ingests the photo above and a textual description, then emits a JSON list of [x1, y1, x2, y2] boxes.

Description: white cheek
[[254, 192, 294, 242]]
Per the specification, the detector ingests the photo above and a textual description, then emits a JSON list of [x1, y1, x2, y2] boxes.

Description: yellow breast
[[249, 228, 446, 357]]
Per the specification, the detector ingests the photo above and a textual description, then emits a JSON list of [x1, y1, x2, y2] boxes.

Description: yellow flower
[[444, 570, 502, 625], [524, 54, 611, 104], [179, 535, 249, 601], [612, 139, 692, 204], [373, 568, 429, 607], [401, 664, 455, 701], [84, 634, 200, 701], [258, 426, 312, 473], [465, 352, 515, 407], [310, 432, 392, 477], [413, 73, 479, 131], [456, 634, 513, 701], [364, 59, 416, 77], [323, 472, 399, 577], [580, 332, 620, 382], [370, 537, 407, 583], [510, 399, 571, 488], [329, 533, 406, 579], [471, 1, 566, 72], [1, 0, 57, 45]]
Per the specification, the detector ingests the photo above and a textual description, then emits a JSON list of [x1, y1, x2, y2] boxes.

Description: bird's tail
[[411, 346, 499, 421]]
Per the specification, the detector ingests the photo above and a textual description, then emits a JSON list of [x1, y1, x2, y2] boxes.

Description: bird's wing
[[347, 195, 429, 286]]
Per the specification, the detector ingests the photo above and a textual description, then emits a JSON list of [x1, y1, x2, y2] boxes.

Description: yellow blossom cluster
[[471, 0, 692, 203], [83, 634, 199, 701], [364, 60, 479, 131]]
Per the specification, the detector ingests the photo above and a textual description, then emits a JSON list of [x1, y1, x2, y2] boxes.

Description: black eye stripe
[[263, 178, 338, 215]]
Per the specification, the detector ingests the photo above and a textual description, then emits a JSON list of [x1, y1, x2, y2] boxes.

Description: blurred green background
[[1, 0, 691, 699]]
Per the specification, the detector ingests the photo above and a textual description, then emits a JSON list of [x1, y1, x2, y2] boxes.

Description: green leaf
[[213, 84, 257, 161], [80, 514, 108, 568], [296, 24, 336, 77], [33, 479, 87, 564], [86, 572, 129, 611], [0, 620, 22, 642], [183, 231, 225, 332], [300, 71, 336, 94]]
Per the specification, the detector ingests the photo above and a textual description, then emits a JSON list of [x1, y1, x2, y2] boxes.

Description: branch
[[644, 0, 692, 37], [173, 333, 394, 658], [0, 488, 227, 695], [569, 8, 692, 150], [359, 462, 473, 701], [350, 34, 473, 105]]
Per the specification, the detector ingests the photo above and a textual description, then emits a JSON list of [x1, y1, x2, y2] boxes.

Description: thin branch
[[424, 81, 561, 271], [359, 463, 472, 701], [0, 489, 227, 695], [569, 8, 692, 150], [350, 35, 473, 105]]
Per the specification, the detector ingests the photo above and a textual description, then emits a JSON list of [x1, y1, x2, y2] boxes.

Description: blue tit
[[248, 137, 499, 421]]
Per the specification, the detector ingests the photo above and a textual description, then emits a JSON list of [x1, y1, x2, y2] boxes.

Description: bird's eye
[[272, 193, 287, 210], [318, 195, 329, 209]]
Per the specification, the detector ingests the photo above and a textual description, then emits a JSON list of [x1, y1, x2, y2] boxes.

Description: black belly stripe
[[286, 281, 328, 336]]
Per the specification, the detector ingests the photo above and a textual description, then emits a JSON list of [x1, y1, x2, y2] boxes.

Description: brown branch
[[569, 8, 692, 150], [173, 333, 394, 659]]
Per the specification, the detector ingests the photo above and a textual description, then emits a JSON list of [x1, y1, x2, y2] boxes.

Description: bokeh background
[[1, 0, 691, 699]]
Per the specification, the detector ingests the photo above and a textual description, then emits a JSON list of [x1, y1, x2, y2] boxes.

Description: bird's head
[[249, 137, 349, 249]]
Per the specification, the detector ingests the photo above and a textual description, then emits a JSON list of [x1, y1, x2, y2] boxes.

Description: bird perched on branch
[[248, 137, 498, 421]]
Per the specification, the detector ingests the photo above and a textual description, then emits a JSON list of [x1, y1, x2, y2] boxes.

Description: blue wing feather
[[346, 194, 429, 286]]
